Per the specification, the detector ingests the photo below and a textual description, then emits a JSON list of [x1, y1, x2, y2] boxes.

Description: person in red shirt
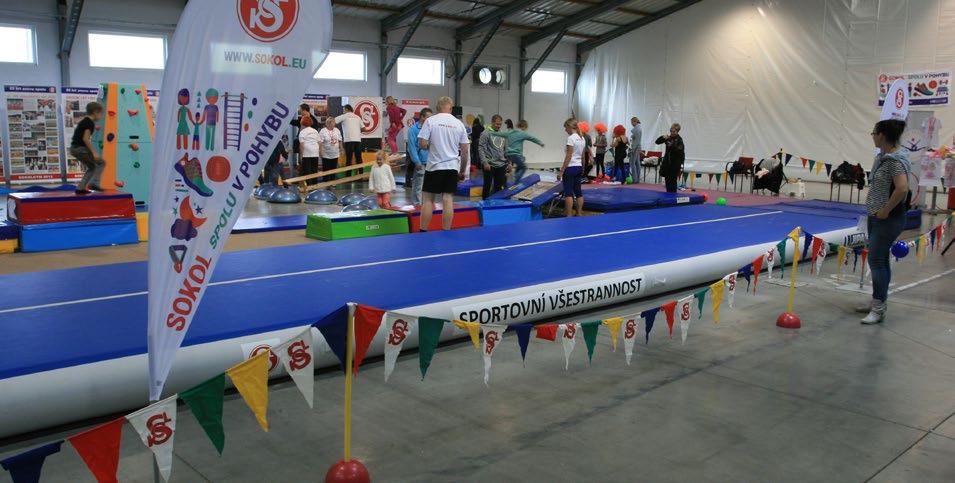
[[385, 96, 406, 154]]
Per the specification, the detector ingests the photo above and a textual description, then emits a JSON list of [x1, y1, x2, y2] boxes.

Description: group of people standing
[[293, 103, 364, 186]]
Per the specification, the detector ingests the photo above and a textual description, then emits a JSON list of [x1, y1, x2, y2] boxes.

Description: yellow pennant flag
[[602, 317, 623, 351], [709, 280, 725, 323], [815, 162, 824, 174], [226, 351, 270, 432], [452, 320, 481, 349], [788, 227, 801, 259], [837, 245, 847, 273], [918, 234, 928, 264]]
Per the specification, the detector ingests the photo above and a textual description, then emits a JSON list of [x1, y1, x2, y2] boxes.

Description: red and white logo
[[484, 331, 500, 355], [146, 412, 173, 447], [894, 89, 905, 109], [388, 319, 409, 345], [680, 302, 691, 322], [624, 319, 636, 339], [286, 340, 311, 371], [237, 0, 299, 42], [249, 344, 279, 371], [355, 100, 381, 134]]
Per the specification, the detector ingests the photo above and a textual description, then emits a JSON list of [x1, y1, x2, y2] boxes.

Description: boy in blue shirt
[[406, 108, 432, 205]]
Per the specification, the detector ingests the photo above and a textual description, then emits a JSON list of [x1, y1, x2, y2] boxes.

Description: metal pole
[[518, 47, 526, 121]]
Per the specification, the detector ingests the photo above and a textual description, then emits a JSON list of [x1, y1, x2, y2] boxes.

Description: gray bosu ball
[[268, 187, 302, 204], [305, 189, 338, 205], [254, 183, 277, 200], [341, 203, 366, 212], [356, 195, 379, 210], [339, 192, 365, 206]]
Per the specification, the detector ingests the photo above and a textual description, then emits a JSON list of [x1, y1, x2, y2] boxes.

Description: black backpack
[[830, 161, 856, 184]]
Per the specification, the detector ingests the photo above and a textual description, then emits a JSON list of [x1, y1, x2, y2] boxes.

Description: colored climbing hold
[[133, 162, 140, 169], [106, 133, 115, 142], [108, 110, 116, 117], [115, 180, 126, 187], [120, 87, 126, 94], [130, 143, 140, 151], [127, 109, 139, 117], [244, 123, 250, 132], [247, 110, 253, 119], [251, 97, 258, 106], [134, 89, 142, 95]]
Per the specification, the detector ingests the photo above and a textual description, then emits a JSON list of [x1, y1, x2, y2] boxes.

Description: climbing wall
[[93, 83, 155, 205]]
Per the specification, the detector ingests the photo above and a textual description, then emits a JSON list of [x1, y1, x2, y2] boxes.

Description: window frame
[[530, 68, 567, 95], [0, 23, 38, 65], [87, 30, 168, 70], [314, 49, 368, 81], [396, 55, 446, 86]]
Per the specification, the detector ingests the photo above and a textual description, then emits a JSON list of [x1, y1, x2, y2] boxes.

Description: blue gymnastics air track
[[0, 203, 862, 436]]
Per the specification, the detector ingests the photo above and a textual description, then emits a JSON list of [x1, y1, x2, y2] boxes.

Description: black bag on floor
[[830, 161, 856, 184]]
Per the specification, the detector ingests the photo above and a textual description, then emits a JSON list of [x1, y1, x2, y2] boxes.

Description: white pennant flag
[[724, 272, 737, 309], [274, 327, 314, 408], [816, 241, 828, 274], [146, 0, 333, 400], [126, 395, 178, 481], [765, 247, 778, 279], [481, 324, 506, 385], [677, 296, 693, 345], [382, 313, 416, 382], [622, 317, 638, 365], [559, 323, 577, 370]]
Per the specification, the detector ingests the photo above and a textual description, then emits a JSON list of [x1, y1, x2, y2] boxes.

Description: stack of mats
[[455, 178, 483, 198], [762, 199, 922, 230], [306, 209, 409, 241], [463, 199, 541, 226], [0, 220, 18, 253], [6, 191, 138, 252], [583, 186, 705, 212], [487, 174, 563, 210], [388, 203, 481, 232]]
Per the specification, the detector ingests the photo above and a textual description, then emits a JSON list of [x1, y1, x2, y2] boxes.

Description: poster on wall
[[61, 87, 100, 181], [0, 136, 5, 183], [4, 85, 62, 184], [147, 89, 160, 126], [878, 71, 950, 107], [398, 98, 429, 150], [342, 96, 382, 139], [302, 93, 328, 122]]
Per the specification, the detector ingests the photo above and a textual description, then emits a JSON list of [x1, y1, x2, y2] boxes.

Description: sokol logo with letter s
[[355, 100, 381, 134], [146, 413, 173, 447], [237, 0, 299, 42]]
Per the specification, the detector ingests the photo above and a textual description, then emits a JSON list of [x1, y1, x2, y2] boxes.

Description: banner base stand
[[325, 459, 370, 483], [776, 311, 801, 329]]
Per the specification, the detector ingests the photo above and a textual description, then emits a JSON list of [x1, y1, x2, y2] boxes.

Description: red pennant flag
[[751, 254, 764, 293], [353, 304, 385, 374], [535, 324, 558, 341], [936, 225, 943, 250], [810, 237, 824, 274], [707, 173, 714, 183], [660, 301, 677, 337], [860, 248, 869, 270], [800, 157, 808, 168], [68, 418, 124, 483]]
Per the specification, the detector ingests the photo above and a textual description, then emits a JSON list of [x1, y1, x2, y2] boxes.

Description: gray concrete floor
[[1, 179, 953, 482]]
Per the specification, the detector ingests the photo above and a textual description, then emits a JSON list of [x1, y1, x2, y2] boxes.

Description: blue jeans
[[628, 149, 641, 183], [867, 214, 906, 302], [508, 154, 526, 183], [411, 164, 425, 205]]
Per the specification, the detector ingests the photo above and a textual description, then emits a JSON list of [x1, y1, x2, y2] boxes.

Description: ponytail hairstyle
[[564, 118, 580, 134]]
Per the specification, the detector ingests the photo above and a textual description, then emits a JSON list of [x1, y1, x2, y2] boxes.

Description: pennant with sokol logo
[[68, 418, 124, 483], [481, 324, 506, 385], [622, 317, 638, 365], [602, 317, 623, 351], [226, 351, 270, 432], [810, 237, 825, 275], [126, 396, 178, 481], [452, 320, 482, 349], [274, 327, 314, 408], [147, 0, 334, 400], [559, 323, 577, 370], [724, 272, 737, 308], [765, 245, 778, 278], [710, 280, 725, 323], [382, 313, 416, 382], [677, 296, 693, 345]]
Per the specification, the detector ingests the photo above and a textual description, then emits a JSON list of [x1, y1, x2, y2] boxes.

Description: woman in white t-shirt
[[318, 117, 342, 182], [557, 118, 586, 217], [298, 115, 320, 184]]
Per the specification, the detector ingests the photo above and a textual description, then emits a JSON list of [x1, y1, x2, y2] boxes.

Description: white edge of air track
[[0, 227, 860, 437]]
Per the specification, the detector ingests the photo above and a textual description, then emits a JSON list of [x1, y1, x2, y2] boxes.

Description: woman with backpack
[[858, 119, 912, 325]]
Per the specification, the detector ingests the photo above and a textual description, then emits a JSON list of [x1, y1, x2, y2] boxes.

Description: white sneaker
[[861, 302, 886, 325]]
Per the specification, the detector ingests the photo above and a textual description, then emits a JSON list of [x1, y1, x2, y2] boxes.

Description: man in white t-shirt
[[335, 104, 363, 175], [417, 96, 470, 231], [318, 118, 342, 182]]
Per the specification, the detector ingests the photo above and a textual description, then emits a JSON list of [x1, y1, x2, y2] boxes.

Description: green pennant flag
[[715, 173, 722, 184], [418, 317, 446, 379], [776, 239, 787, 276], [694, 288, 709, 319], [180, 374, 226, 455], [581, 321, 600, 363], [682, 172, 689, 184], [808, 159, 816, 171]]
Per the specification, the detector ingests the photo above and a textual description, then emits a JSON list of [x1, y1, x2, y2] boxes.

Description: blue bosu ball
[[357, 196, 379, 210], [305, 189, 338, 205], [268, 187, 302, 204], [342, 203, 366, 212], [255, 185, 280, 200], [339, 192, 365, 206], [254, 183, 276, 199], [891, 240, 910, 259]]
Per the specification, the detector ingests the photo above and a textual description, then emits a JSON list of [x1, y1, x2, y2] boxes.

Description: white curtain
[[575, 0, 955, 174]]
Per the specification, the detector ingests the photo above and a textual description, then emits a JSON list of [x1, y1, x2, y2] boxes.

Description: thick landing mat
[[0, 204, 860, 381], [233, 214, 308, 233], [6, 191, 135, 225], [583, 186, 704, 211]]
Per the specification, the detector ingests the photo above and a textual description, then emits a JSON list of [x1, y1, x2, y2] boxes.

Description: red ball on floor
[[325, 459, 371, 483], [776, 311, 801, 329]]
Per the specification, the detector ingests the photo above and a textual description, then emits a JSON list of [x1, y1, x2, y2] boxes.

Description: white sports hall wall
[[0, 0, 574, 168], [575, 0, 955, 171]]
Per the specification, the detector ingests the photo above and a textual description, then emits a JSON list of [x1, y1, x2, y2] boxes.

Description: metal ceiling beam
[[561, 0, 651, 17], [522, 30, 566, 84], [521, 0, 633, 47], [382, 0, 442, 27], [456, 19, 502, 80], [382, 6, 428, 76], [456, 0, 543, 40], [332, 0, 598, 40], [576, 0, 704, 53], [59, 0, 84, 55]]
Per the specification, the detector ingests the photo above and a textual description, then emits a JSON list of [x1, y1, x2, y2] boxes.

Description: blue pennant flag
[[314, 305, 348, 370], [641, 308, 659, 344], [1, 441, 62, 483], [510, 324, 534, 364]]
